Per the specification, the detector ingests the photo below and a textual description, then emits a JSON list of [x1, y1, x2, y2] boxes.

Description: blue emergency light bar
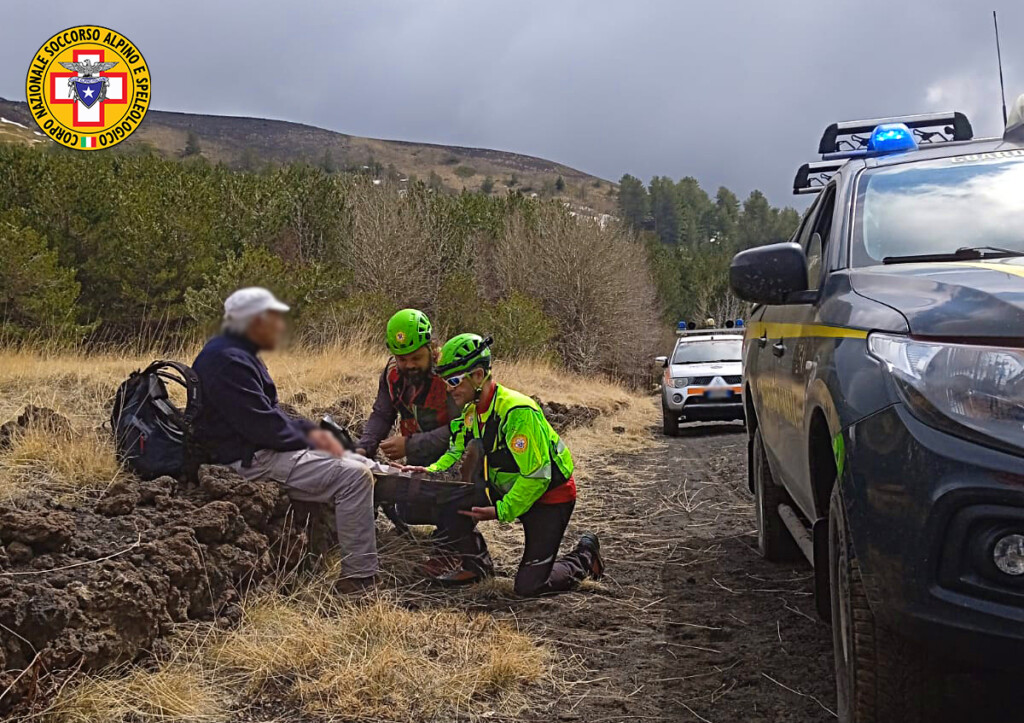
[[676, 319, 744, 335]]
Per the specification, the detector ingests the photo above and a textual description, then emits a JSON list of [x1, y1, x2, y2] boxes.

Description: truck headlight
[[869, 333, 1024, 454], [671, 377, 689, 388]]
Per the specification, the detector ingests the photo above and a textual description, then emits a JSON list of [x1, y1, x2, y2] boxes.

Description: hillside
[[0, 97, 618, 216]]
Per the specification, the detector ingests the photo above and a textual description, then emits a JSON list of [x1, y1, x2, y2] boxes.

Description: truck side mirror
[[655, 356, 668, 367], [730, 242, 809, 305]]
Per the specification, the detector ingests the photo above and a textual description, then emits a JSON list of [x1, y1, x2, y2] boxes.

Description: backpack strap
[[144, 360, 202, 426]]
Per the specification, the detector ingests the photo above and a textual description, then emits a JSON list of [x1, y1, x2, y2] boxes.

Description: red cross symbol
[[48, 49, 128, 128]]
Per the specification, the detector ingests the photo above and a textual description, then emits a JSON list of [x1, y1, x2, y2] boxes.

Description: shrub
[[484, 291, 557, 361], [0, 217, 93, 344], [490, 204, 660, 380], [453, 165, 476, 179]]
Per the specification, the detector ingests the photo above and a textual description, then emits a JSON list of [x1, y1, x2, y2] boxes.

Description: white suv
[[656, 332, 744, 435]]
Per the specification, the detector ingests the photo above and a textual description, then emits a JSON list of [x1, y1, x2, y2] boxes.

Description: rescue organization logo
[[25, 26, 150, 151], [511, 434, 529, 453], [395, 331, 407, 344]]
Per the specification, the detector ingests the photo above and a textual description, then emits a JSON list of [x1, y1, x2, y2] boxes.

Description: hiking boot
[[335, 575, 378, 595], [577, 533, 605, 580], [432, 566, 490, 587], [419, 554, 459, 578]]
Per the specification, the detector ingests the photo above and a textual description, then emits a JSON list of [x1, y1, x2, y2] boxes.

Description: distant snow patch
[[1, 117, 28, 129]]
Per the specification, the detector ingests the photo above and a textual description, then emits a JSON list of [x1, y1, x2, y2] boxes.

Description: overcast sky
[[2, 0, 1022, 205]]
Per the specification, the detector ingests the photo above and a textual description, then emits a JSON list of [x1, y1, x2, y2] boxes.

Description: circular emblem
[[511, 434, 529, 453], [395, 331, 407, 344], [25, 26, 151, 151]]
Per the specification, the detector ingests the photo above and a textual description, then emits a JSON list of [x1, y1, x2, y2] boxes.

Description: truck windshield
[[853, 154, 1024, 267], [672, 339, 742, 364]]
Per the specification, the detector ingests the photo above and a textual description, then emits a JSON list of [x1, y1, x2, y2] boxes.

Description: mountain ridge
[[0, 97, 618, 215]]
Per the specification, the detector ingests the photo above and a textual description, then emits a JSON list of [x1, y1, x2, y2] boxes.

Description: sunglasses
[[444, 373, 468, 388]]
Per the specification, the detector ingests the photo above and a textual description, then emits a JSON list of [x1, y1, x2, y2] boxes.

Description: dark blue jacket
[[192, 334, 312, 465]]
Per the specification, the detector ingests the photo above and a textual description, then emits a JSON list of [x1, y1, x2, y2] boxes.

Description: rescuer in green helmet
[[355, 309, 463, 536], [405, 333, 604, 595], [356, 309, 458, 466]]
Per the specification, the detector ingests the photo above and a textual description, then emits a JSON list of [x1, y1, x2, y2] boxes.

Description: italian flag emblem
[[80, 136, 96, 149]]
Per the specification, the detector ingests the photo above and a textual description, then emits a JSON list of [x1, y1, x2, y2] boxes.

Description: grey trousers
[[234, 448, 378, 578]]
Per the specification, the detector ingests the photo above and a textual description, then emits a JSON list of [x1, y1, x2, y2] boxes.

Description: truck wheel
[[829, 485, 941, 722], [662, 406, 680, 437], [752, 428, 802, 562]]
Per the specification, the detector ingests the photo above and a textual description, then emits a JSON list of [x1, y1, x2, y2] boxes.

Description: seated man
[[356, 309, 459, 530], [407, 333, 605, 596], [192, 287, 377, 591]]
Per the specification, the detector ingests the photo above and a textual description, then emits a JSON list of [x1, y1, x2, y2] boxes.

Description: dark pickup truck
[[730, 107, 1024, 721]]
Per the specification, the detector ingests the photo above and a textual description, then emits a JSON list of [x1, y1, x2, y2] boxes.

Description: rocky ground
[[0, 465, 311, 716]]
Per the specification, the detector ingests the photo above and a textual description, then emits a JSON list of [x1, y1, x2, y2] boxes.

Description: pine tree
[[320, 148, 336, 174], [183, 130, 201, 157], [616, 174, 648, 230]]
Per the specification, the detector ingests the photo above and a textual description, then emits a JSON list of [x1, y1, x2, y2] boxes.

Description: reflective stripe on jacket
[[427, 384, 575, 522]]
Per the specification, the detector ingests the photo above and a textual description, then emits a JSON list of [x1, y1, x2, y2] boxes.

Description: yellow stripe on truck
[[953, 262, 1024, 280], [746, 322, 869, 340]]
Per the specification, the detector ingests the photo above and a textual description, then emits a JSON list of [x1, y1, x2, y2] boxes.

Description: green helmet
[[386, 309, 433, 356], [436, 333, 493, 376]]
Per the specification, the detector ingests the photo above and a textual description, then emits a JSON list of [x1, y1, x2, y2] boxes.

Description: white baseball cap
[[223, 287, 290, 323]]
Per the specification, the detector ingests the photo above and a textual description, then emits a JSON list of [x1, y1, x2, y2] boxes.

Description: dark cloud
[[2, 0, 1021, 204]]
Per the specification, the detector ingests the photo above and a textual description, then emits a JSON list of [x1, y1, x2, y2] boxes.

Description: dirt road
[[511, 421, 837, 722]]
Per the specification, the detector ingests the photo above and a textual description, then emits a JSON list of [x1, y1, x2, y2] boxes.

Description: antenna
[[994, 10, 1008, 127]]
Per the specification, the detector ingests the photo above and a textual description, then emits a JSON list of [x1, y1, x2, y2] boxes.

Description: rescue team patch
[[395, 331, 407, 343], [25, 26, 150, 151], [511, 434, 529, 453]]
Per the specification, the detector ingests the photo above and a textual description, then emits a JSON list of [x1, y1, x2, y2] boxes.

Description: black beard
[[398, 367, 431, 387]]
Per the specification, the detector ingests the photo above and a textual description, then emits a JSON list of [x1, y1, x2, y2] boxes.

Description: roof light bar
[[793, 160, 845, 195], [817, 111, 973, 155], [676, 319, 745, 336]]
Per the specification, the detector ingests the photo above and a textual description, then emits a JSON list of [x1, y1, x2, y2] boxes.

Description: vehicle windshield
[[853, 154, 1024, 266], [672, 339, 742, 364]]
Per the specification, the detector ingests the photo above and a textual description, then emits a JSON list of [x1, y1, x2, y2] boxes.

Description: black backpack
[[111, 360, 202, 480]]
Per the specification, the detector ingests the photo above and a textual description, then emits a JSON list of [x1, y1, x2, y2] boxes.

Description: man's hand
[[355, 447, 367, 456], [379, 434, 407, 460], [308, 429, 344, 457], [458, 506, 497, 522], [396, 464, 430, 475]]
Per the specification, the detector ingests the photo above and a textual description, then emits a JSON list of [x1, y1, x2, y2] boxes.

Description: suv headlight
[[869, 333, 1024, 454], [671, 377, 689, 388]]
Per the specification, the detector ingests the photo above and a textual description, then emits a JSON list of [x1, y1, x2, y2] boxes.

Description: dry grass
[[46, 664, 228, 723], [0, 429, 122, 504], [44, 580, 552, 723], [4, 340, 655, 722], [215, 587, 548, 720]]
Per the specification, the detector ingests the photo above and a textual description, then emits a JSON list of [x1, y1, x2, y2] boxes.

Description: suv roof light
[[868, 123, 919, 154], [817, 111, 973, 155]]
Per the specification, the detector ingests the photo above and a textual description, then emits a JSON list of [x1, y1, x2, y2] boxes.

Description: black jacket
[[192, 334, 312, 465]]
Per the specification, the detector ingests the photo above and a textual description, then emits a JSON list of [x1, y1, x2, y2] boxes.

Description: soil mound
[[0, 405, 73, 451], [0, 465, 304, 715], [532, 397, 601, 432]]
